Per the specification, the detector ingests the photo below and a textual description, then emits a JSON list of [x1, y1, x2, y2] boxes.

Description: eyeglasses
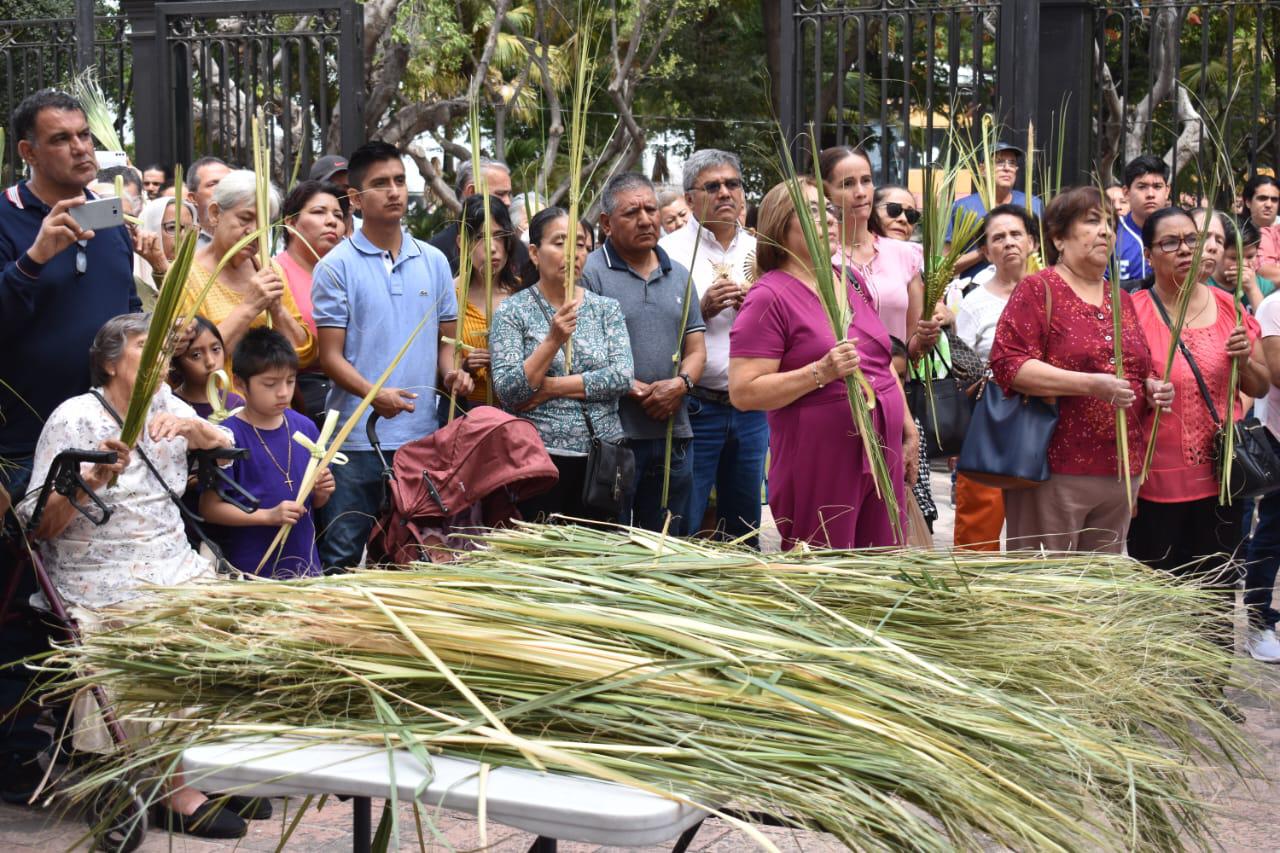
[[878, 202, 920, 225], [162, 222, 178, 235], [1153, 234, 1199, 254], [694, 178, 743, 194], [992, 159, 1020, 171]]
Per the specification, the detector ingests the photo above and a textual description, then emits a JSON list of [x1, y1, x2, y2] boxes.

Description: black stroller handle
[[27, 449, 119, 529], [190, 447, 260, 514]]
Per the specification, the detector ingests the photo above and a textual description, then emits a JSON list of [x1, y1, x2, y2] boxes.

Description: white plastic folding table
[[182, 738, 711, 852]]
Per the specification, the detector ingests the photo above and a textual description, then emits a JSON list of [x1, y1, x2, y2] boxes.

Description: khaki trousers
[[1003, 474, 1132, 554]]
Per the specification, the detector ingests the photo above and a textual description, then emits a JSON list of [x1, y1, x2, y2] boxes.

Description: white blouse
[[18, 385, 223, 609]]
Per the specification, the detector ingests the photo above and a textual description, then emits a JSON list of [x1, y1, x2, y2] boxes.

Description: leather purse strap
[[1149, 290, 1223, 428], [530, 290, 598, 440]]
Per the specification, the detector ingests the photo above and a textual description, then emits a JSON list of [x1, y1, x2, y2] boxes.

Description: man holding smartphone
[[0, 88, 140, 805]]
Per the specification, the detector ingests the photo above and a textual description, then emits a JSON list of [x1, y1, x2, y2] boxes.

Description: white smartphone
[[69, 197, 125, 232]]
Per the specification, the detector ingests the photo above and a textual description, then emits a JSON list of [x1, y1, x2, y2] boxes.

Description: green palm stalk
[[1139, 209, 1215, 481], [250, 112, 274, 328], [1109, 256, 1132, 507], [116, 231, 199, 453], [562, 4, 600, 374], [659, 236, 701, 518]]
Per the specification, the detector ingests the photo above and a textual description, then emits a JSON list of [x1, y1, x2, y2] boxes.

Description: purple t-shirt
[[179, 390, 245, 421], [208, 409, 321, 578]]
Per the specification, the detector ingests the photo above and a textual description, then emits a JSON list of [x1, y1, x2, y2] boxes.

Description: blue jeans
[[315, 450, 386, 573], [627, 436, 693, 536], [685, 398, 768, 547], [1245, 435, 1280, 629]]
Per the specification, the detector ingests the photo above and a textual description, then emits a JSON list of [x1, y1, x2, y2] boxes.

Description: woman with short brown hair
[[988, 186, 1173, 553]]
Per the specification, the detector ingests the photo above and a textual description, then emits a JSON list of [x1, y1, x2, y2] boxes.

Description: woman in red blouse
[[989, 187, 1173, 553], [1128, 207, 1268, 643]]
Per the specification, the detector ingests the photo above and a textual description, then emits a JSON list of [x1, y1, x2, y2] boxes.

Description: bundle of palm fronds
[[51, 526, 1250, 851], [69, 70, 125, 154], [116, 164, 198, 450]]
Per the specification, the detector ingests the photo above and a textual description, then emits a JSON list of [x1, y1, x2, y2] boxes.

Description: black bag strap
[[530, 290, 598, 441], [90, 390, 234, 566], [1149, 290, 1222, 428]]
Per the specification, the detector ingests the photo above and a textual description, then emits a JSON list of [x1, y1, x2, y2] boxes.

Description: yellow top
[[462, 299, 491, 403], [180, 259, 317, 368]]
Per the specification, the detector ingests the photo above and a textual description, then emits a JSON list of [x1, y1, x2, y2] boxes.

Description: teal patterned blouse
[[490, 286, 634, 454]]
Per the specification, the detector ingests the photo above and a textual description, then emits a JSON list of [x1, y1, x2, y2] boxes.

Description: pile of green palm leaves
[[50, 524, 1250, 851]]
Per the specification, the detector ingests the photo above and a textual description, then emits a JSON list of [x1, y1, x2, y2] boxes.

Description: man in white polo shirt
[[660, 150, 767, 546]]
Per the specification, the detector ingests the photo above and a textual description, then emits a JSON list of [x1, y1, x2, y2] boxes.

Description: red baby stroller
[[366, 405, 558, 564]]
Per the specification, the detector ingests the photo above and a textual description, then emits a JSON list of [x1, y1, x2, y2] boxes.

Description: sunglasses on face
[[695, 178, 743, 194], [878, 202, 920, 225]]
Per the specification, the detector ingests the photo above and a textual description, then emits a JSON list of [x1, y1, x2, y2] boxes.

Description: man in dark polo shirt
[[0, 89, 140, 802], [581, 173, 706, 535]]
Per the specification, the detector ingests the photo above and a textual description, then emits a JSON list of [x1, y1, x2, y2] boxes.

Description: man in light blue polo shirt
[[312, 141, 473, 572]]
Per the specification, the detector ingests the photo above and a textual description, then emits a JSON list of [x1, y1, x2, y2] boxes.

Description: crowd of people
[[3, 86, 1280, 833]]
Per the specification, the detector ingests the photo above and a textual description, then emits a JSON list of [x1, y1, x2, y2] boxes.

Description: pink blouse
[[1132, 287, 1260, 502], [274, 251, 316, 336], [836, 236, 922, 342]]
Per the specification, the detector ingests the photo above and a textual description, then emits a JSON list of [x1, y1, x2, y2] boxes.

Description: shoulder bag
[[531, 294, 636, 517], [1150, 292, 1280, 501], [956, 282, 1060, 489], [904, 342, 972, 459]]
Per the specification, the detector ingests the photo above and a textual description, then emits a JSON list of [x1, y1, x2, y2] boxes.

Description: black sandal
[[154, 799, 248, 839], [209, 793, 274, 820]]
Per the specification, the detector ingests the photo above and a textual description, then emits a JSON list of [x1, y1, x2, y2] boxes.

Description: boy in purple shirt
[[199, 328, 335, 577]]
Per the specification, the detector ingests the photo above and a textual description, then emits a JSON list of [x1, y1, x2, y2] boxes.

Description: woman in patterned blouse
[[988, 187, 1173, 553], [490, 207, 634, 521], [17, 314, 252, 839]]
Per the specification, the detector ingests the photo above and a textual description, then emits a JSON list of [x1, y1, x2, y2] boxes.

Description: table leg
[[527, 837, 557, 853], [352, 796, 372, 853], [671, 819, 705, 853]]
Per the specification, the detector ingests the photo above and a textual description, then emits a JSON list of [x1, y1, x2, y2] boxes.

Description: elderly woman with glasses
[[178, 169, 315, 368], [15, 314, 254, 840], [1129, 206, 1267, 654], [135, 196, 197, 280], [988, 186, 1173, 554], [456, 194, 522, 405]]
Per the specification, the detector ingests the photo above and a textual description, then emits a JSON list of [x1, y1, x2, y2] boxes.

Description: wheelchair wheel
[[87, 777, 148, 853]]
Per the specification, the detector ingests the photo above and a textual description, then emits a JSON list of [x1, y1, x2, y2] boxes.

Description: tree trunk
[[762, 0, 783, 113]]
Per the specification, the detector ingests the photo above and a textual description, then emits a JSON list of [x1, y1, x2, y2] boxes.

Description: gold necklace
[[250, 419, 294, 489]]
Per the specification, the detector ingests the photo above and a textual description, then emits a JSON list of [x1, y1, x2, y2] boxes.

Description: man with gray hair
[[581, 172, 706, 535], [428, 157, 524, 275], [659, 149, 766, 546]]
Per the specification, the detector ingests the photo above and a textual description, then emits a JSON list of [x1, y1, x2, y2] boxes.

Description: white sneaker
[[1247, 627, 1280, 663]]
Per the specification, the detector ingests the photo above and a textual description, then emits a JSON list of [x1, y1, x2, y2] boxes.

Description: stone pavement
[[1, 468, 1275, 851]]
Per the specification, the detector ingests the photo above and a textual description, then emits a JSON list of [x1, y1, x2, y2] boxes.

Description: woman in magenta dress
[[729, 179, 915, 548]]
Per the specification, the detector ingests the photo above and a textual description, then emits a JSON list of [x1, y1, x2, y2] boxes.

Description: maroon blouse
[[988, 267, 1154, 477]]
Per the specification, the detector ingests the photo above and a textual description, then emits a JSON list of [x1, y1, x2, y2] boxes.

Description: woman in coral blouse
[[988, 187, 1173, 553], [1128, 207, 1268, 642]]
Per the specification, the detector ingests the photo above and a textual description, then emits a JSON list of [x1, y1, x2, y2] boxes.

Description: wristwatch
[[678, 372, 694, 393]]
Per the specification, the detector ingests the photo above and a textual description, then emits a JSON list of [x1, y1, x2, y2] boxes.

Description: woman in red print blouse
[[988, 186, 1174, 553]]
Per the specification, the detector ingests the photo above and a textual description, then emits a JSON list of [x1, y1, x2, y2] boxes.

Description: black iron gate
[[781, 0, 1280, 193], [2, 0, 363, 185], [150, 0, 364, 180]]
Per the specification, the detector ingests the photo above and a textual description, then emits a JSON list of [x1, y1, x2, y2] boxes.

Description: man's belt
[[689, 386, 732, 406]]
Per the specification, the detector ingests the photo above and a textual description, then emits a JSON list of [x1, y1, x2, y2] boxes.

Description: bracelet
[[811, 362, 825, 389]]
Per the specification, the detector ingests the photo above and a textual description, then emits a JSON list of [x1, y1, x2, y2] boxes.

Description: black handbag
[[579, 411, 636, 517], [956, 284, 1059, 489], [905, 357, 971, 459], [945, 328, 986, 389], [531, 293, 636, 516], [1151, 293, 1280, 501]]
